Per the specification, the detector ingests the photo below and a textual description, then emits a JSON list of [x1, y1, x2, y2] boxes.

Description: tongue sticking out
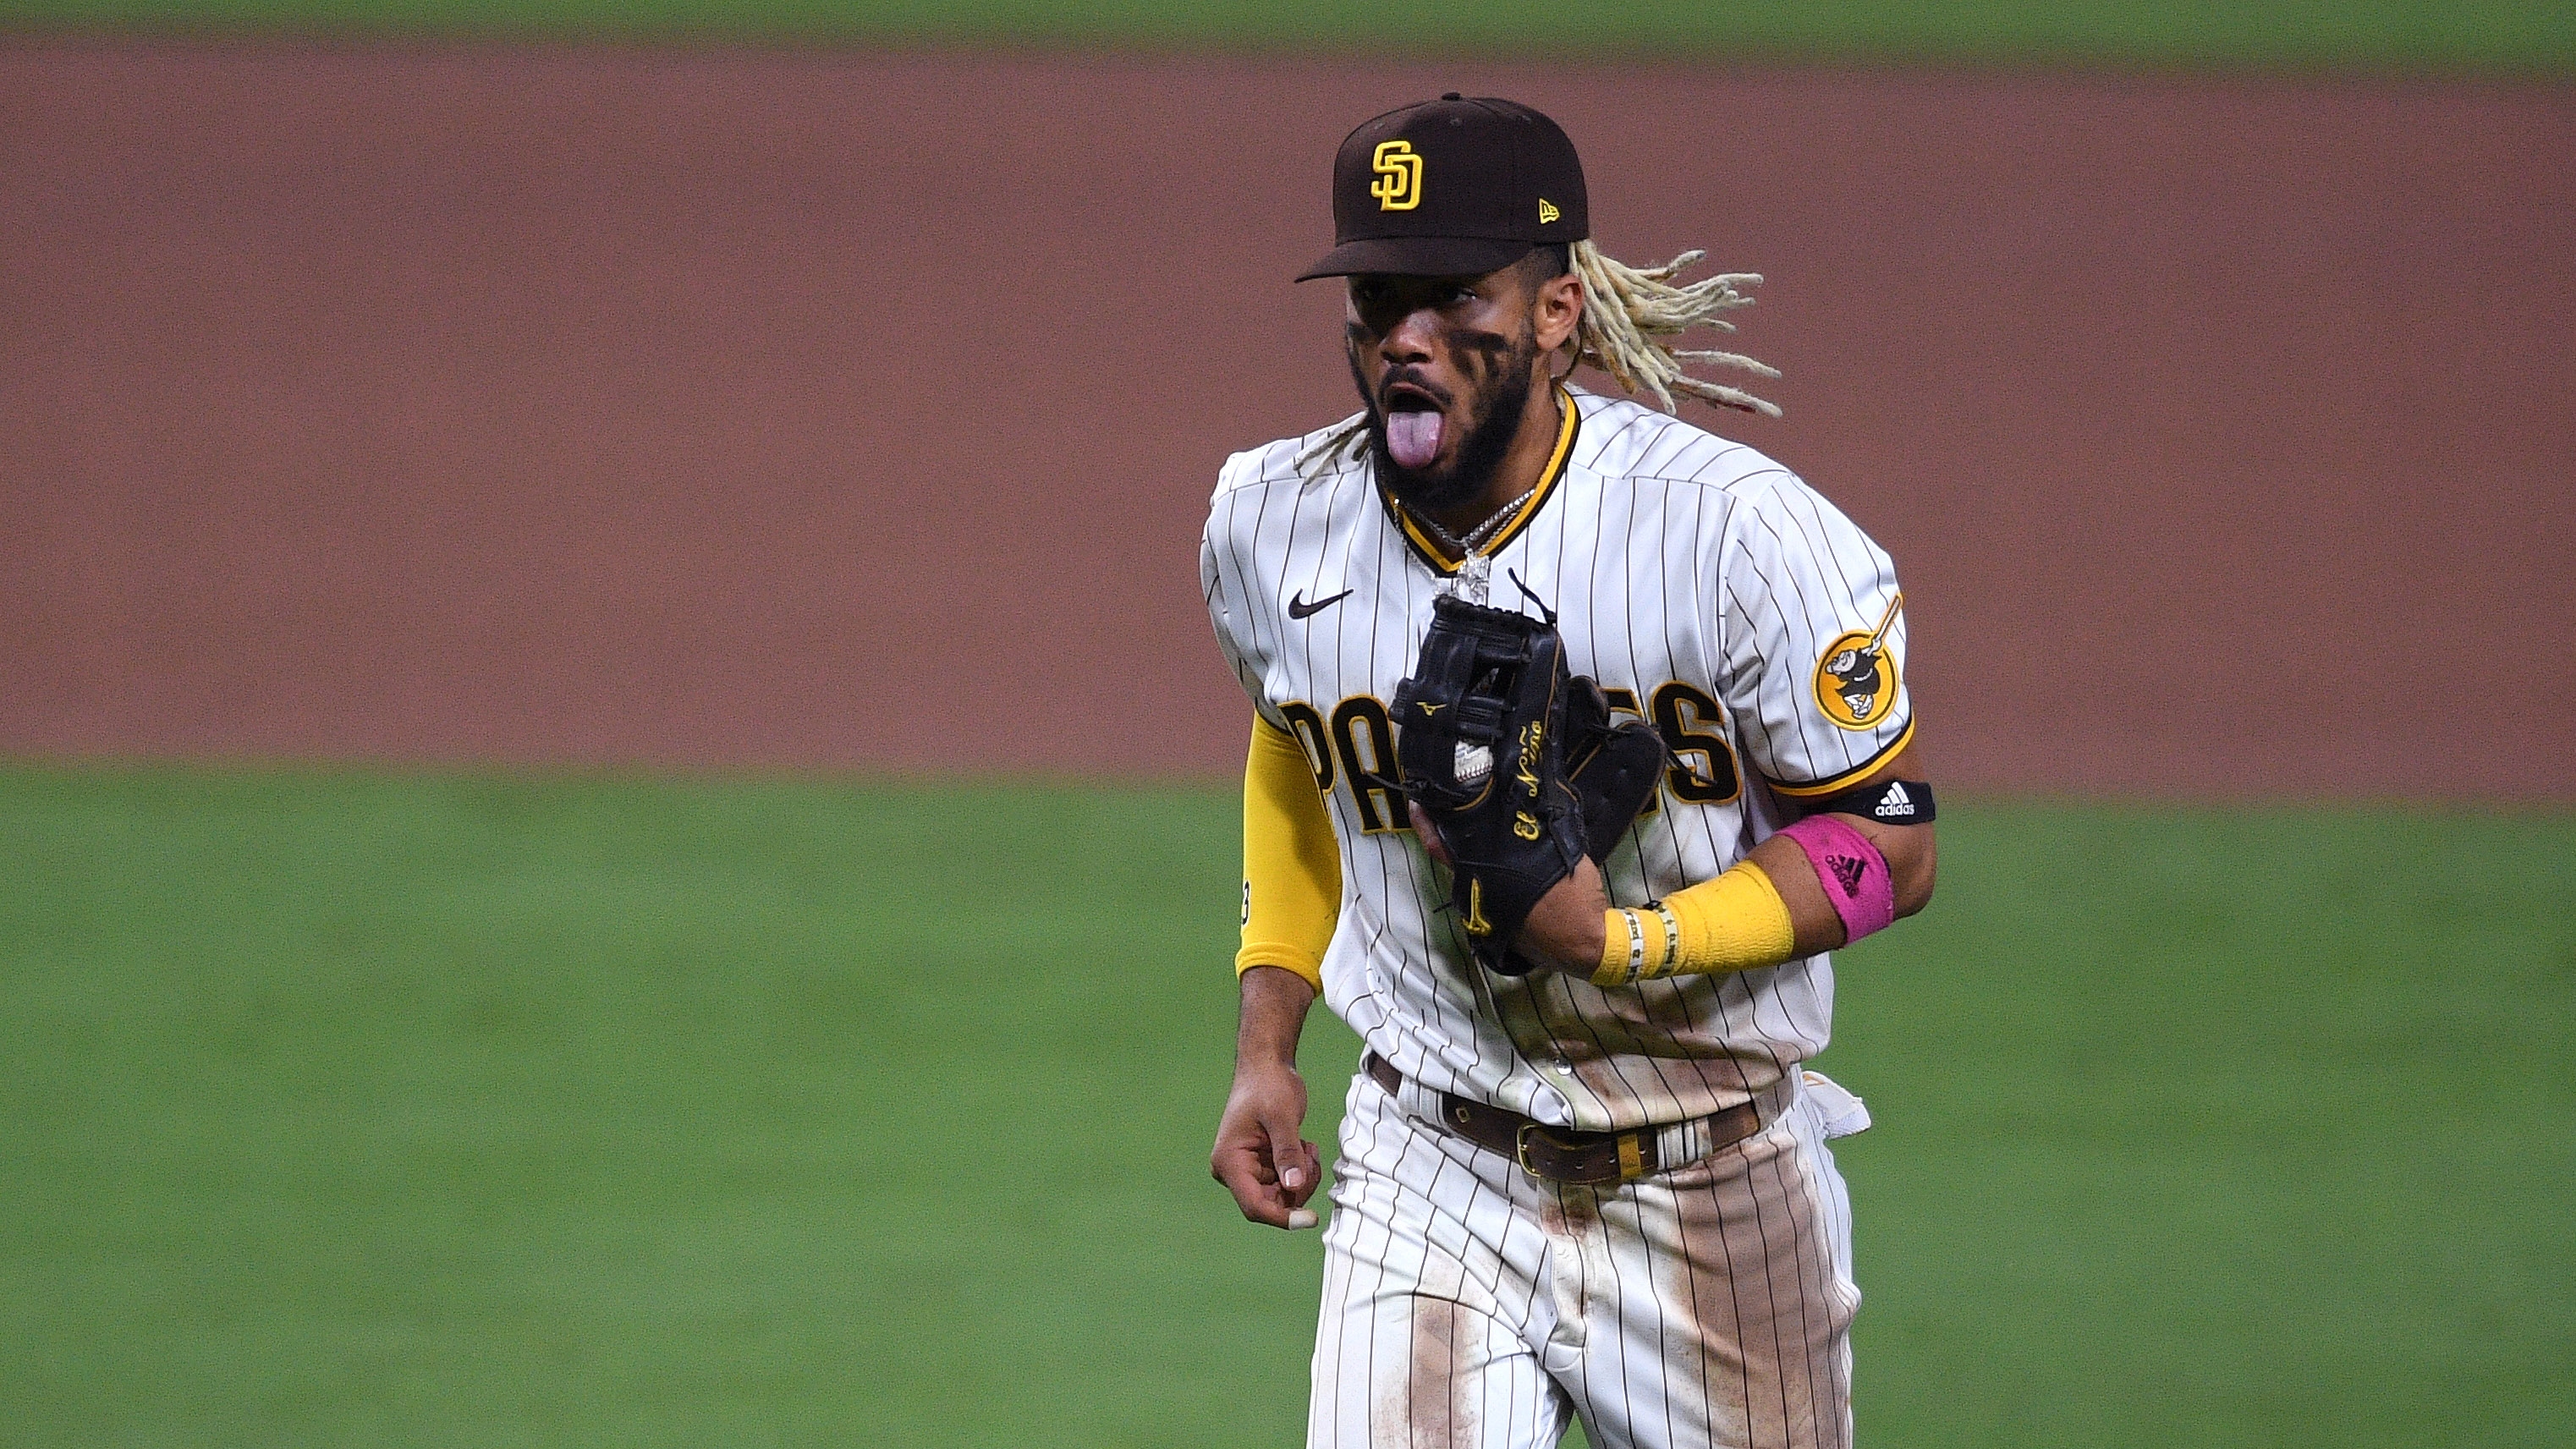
[[1386, 409, 1445, 470]]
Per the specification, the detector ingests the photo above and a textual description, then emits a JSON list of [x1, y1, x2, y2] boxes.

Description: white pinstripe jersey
[[1202, 387, 1913, 1133]]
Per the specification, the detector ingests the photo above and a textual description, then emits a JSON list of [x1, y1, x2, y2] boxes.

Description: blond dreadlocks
[[1295, 242, 1780, 479], [1568, 240, 1781, 418]]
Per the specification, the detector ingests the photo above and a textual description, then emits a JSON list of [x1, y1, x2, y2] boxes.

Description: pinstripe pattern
[[1206, 389, 1898, 1447], [1312, 1071, 1860, 1448]]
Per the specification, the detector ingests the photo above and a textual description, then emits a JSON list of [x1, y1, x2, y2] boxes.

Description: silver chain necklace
[[1408, 484, 1537, 605]]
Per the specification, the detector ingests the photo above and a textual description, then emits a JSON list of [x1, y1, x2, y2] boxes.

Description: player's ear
[[1532, 269, 1583, 355]]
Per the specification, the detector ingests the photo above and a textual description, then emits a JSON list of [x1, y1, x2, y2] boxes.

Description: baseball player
[[1202, 96, 1937, 1449]]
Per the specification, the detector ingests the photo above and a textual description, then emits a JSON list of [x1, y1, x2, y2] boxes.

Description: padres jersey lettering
[[1203, 387, 1912, 1134]]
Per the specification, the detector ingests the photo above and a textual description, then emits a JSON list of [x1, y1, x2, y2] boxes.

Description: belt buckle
[[1518, 1122, 1645, 1185], [1513, 1122, 1547, 1179]]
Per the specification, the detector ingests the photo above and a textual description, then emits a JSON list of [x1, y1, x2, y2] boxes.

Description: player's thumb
[[1263, 1111, 1305, 1196], [1262, 1109, 1321, 1230]]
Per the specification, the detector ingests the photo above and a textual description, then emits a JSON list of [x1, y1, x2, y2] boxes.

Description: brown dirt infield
[[3, 44, 2570, 798]]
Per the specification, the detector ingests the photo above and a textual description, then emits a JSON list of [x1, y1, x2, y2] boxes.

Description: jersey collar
[[1380, 384, 1580, 579]]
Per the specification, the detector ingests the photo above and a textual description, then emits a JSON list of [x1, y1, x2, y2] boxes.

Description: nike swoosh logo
[[1288, 588, 1354, 620]]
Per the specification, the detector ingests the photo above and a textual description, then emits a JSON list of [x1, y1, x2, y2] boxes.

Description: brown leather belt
[[1364, 1052, 1765, 1186]]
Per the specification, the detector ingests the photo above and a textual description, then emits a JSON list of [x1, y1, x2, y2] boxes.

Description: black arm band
[[1808, 778, 1935, 825]]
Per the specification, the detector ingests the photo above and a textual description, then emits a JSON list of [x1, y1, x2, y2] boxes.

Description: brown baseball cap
[[1297, 94, 1590, 281]]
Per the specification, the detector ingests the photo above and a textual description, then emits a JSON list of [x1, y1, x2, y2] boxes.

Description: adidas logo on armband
[[1816, 778, 1933, 825]]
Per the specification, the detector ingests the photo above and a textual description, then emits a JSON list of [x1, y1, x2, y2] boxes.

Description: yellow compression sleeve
[[1594, 859, 1798, 988], [1239, 715, 1341, 995]]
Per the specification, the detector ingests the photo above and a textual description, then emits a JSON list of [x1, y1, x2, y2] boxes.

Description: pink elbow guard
[[1776, 814, 1897, 945]]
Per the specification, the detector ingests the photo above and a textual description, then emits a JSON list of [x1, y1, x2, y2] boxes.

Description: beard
[[1352, 326, 1541, 519]]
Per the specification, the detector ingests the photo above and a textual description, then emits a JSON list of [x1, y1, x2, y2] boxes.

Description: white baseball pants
[[1308, 1067, 1867, 1449]]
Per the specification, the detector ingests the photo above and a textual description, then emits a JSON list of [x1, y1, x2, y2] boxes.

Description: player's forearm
[[1580, 807, 1936, 985], [1518, 840, 1859, 978], [1234, 964, 1316, 1070]]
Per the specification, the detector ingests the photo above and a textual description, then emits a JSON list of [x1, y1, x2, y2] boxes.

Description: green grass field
[[2, 0, 2571, 73], [3, 766, 2570, 1446]]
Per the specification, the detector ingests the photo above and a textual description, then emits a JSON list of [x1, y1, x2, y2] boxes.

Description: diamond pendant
[[1458, 553, 1492, 605]]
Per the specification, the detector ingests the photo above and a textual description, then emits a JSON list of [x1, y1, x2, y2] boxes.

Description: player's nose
[[1381, 305, 1439, 365]]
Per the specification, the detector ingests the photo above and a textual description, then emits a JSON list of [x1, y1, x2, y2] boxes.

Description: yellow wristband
[[1597, 907, 1642, 986], [1592, 903, 1679, 986], [1593, 860, 1798, 986]]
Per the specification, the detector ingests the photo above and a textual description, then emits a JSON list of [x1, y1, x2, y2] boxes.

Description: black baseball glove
[[1559, 674, 1669, 866], [1392, 595, 1667, 974]]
